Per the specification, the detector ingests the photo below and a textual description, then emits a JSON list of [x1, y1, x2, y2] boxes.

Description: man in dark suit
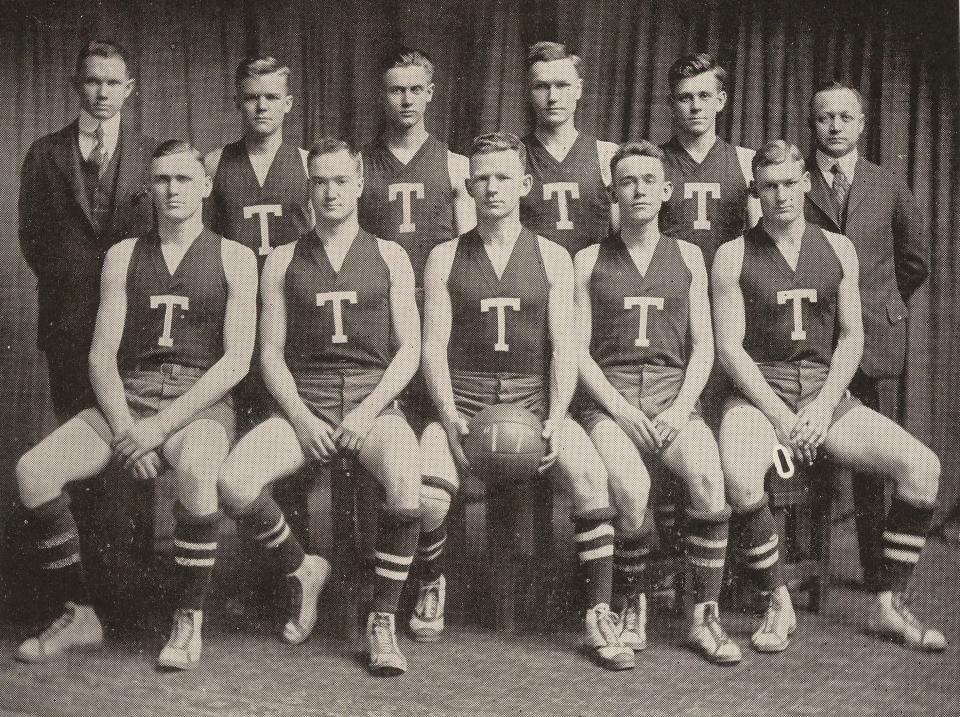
[[19, 39, 155, 423], [804, 81, 929, 593]]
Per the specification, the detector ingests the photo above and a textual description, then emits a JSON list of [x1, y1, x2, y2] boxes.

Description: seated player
[[14, 140, 258, 670], [217, 139, 423, 676], [713, 140, 945, 653], [419, 132, 632, 670], [573, 141, 740, 664]]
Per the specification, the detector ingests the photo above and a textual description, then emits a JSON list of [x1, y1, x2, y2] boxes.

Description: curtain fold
[[1, 0, 957, 512]]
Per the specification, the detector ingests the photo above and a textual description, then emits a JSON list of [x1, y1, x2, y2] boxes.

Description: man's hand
[[334, 406, 378, 455], [538, 418, 561, 474], [771, 409, 812, 466], [112, 415, 169, 471], [128, 450, 163, 481], [791, 397, 832, 465], [442, 411, 471, 473], [612, 404, 663, 454], [291, 412, 337, 463], [652, 403, 692, 450]]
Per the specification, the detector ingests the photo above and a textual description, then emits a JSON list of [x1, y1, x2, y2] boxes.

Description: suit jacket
[[19, 118, 155, 354], [804, 154, 928, 379]]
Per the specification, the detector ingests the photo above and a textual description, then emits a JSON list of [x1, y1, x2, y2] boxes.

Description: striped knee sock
[[574, 508, 616, 609], [173, 505, 222, 611], [880, 496, 935, 593], [236, 492, 306, 575], [686, 505, 731, 605], [733, 495, 781, 593], [418, 476, 455, 583], [30, 494, 87, 610], [613, 519, 652, 603], [372, 510, 420, 614]]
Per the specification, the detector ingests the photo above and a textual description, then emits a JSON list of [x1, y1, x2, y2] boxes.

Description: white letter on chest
[[317, 291, 359, 344], [777, 288, 817, 340], [389, 183, 425, 233], [543, 182, 580, 230], [481, 297, 521, 352], [244, 204, 283, 256], [624, 296, 665, 347], [150, 295, 189, 348], [684, 183, 720, 230]]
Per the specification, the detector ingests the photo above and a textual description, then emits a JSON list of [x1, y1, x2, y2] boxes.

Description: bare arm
[[89, 239, 138, 437], [448, 152, 476, 237], [422, 240, 459, 425], [541, 238, 578, 423], [671, 241, 714, 411], [598, 140, 620, 235]]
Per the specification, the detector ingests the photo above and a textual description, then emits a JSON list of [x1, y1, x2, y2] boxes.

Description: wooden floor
[[1, 523, 958, 717]]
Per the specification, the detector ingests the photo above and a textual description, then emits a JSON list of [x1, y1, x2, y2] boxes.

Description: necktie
[[830, 163, 850, 223], [89, 123, 107, 179]]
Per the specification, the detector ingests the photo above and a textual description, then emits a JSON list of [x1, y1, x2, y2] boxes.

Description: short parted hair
[[151, 139, 207, 170], [75, 39, 131, 77], [526, 41, 583, 78], [380, 47, 435, 81], [610, 141, 669, 181], [235, 55, 291, 91], [470, 132, 527, 166], [809, 80, 865, 118], [307, 138, 362, 174], [667, 52, 727, 95], [751, 139, 805, 177]]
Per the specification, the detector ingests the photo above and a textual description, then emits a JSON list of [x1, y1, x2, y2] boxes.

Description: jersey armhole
[[735, 146, 755, 184]]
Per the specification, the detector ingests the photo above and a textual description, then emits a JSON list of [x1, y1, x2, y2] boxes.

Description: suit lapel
[[108, 121, 140, 236], [845, 157, 870, 221], [805, 155, 840, 230], [64, 121, 95, 228]]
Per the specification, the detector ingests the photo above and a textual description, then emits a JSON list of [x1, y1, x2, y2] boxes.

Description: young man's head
[[380, 48, 435, 131], [609, 141, 673, 226], [73, 40, 135, 122], [526, 41, 583, 130], [307, 138, 364, 224], [235, 55, 293, 139], [150, 140, 211, 224], [751, 140, 810, 228], [809, 81, 865, 159], [668, 53, 728, 140], [467, 133, 531, 221]]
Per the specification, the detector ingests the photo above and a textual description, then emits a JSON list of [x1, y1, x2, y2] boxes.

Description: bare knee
[[218, 471, 265, 513], [686, 470, 726, 514], [566, 462, 610, 514], [726, 477, 766, 514], [382, 473, 422, 516], [176, 462, 219, 516], [897, 446, 940, 507], [16, 450, 60, 510]]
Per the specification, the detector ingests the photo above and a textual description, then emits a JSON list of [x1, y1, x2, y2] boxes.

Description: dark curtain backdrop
[[0, 0, 957, 516]]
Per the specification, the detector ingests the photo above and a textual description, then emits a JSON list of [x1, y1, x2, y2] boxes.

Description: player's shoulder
[[108, 236, 140, 257], [376, 236, 411, 265], [263, 239, 297, 272], [734, 145, 756, 179], [446, 149, 470, 176], [537, 235, 574, 268], [713, 235, 745, 275], [574, 242, 601, 266], [676, 237, 705, 266], [220, 235, 256, 261], [430, 237, 459, 261], [821, 227, 857, 261], [203, 147, 225, 177], [596, 140, 619, 159]]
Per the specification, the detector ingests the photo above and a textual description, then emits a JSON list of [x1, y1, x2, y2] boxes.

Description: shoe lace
[[39, 607, 75, 642], [893, 593, 924, 633], [595, 607, 623, 647], [168, 611, 196, 650], [287, 574, 304, 623], [372, 614, 398, 654], [703, 604, 731, 647], [759, 598, 780, 635], [417, 583, 440, 621]]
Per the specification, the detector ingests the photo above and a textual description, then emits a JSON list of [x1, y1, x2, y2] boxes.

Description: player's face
[[151, 152, 211, 223], [236, 72, 292, 138], [612, 154, 672, 225], [74, 55, 134, 121], [812, 89, 864, 159], [382, 65, 434, 130], [309, 150, 363, 224], [528, 59, 583, 129], [467, 150, 532, 221], [670, 71, 726, 139], [754, 160, 811, 228]]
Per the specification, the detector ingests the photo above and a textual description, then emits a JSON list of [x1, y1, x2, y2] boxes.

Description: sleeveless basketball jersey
[[284, 230, 393, 374], [660, 138, 749, 269], [358, 134, 455, 285], [520, 133, 610, 257], [740, 224, 843, 367], [448, 228, 550, 375], [119, 229, 228, 371], [590, 235, 692, 371], [210, 140, 310, 264]]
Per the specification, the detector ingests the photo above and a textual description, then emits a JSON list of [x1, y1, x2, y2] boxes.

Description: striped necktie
[[830, 163, 850, 223], [89, 123, 107, 179]]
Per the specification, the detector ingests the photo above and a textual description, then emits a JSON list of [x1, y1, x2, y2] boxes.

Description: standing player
[[205, 55, 312, 429], [653, 52, 762, 577], [713, 140, 945, 653], [356, 48, 474, 643], [217, 139, 423, 676], [419, 133, 633, 670], [804, 81, 929, 597], [13, 140, 258, 669], [520, 42, 618, 258], [573, 141, 740, 664]]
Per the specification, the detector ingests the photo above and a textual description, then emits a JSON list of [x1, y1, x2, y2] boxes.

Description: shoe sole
[[368, 663, 407, 676], [16, 641, 104, 664], [411, 630, 443, 643], [156, 657, 199, 671], [692, 644, 742, 665], [581, 646, 635, 671], [867, 621, 947, 652], [282, 558, 332, 646]]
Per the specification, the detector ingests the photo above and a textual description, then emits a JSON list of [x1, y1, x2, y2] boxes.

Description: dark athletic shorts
[[578, 364, 703, 434], [78, 363, 236, 445], [724, 359, 861, 424], [448, 370, 548, 422], [289, 369, 406, 428]]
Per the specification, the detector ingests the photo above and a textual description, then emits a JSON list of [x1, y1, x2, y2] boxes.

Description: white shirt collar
[[78, 110, 121, 156], [816, 148, 858, 186]]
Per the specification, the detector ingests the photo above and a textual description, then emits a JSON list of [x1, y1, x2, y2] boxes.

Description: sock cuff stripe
[[374, 565, 410, 581], [41, 553, 80, 570], [655, 504, 676, 514], [254, 517, 286, 542], [743, 534, 779, 556], [884, 548, 921, 564], [263, 523, 291, 549], [614, 547, 650, 559], [374, 551, 415, 566], [883, 531, 926, 548], [175, 556, 216, 567], [418, 537, 447, 554], [420, 548, 443, 562], [687, 535, 728, 549], [575, 523, 615, 542], [614, 563, 647, 574], [689, 556, 726, 569], [37, 530, 78, 550], [579, 544, 614, 562], [746, 551, 779, 570], [174, 539, 218, 551]]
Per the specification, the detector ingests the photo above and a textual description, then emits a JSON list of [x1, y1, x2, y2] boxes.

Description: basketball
[[463, 404, 548, 483]]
